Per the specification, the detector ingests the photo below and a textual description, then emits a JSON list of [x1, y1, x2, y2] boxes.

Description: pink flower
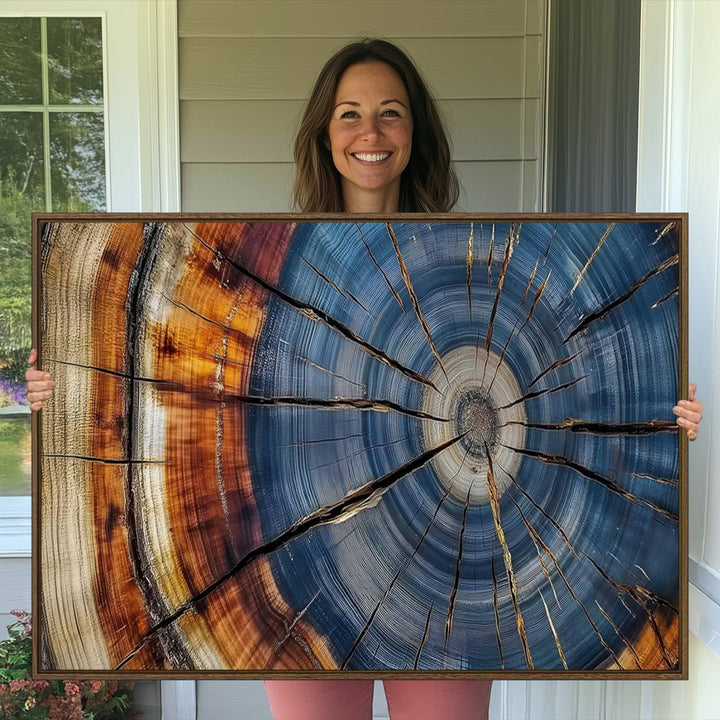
[[82, 679, 104, 694], [47, 695, 83, 720], [0, 684, 8, 696], [31, 679, 51, 693], [64, 680, 80, 696], [9, 678, 29, 693]]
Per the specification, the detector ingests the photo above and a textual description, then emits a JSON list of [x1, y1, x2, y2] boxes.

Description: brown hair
[[292, 38, 459, 213]]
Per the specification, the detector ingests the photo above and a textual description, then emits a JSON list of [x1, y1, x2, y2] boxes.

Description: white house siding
[[178, 0, 545, 212]]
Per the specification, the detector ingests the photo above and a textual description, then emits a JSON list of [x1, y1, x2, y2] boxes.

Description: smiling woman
[[292, 38, 459, 214]]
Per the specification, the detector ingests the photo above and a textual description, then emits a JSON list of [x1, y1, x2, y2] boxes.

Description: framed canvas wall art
[[32, 213, 687, 679]]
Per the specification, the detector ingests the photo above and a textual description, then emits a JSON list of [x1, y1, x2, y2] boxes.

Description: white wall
[[178, 0, 546, 212]]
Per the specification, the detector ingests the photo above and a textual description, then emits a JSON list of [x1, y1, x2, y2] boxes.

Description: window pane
[[0, 113, 43, 407], [47, 17, 104, 105], [50, 112, 106, 211], [0, 416, 31, 496], [0, 18, 42, 105]]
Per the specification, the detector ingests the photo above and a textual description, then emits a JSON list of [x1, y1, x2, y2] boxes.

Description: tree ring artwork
[[33, 215, 686, 678]]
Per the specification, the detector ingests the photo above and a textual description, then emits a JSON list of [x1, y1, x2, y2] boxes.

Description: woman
[[27, 38, 702, 720]]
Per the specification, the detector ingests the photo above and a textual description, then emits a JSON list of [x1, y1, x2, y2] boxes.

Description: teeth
[[354, 152, 390, 162]]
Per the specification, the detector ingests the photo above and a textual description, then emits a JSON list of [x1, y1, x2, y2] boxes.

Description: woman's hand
[[25, 348, 55, 412], [673, 383, 702, 441]]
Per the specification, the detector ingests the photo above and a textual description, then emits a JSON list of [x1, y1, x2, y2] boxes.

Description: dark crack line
[[309, 436, 408, 472], [41, 454, 167, 465], [583, 553, 678, 614], [529, 352, 580, 388], [562, 254, 679, 345], [497, 460, 579, 560], [386, 223, 447, 380], [45, 356, 175, 384], [522, 258, 539, 304], [298, 356, 365, 390], [500, 462, 637, 619], [414, 601, 434, 670], [354, 223, 404, 310], [543, 223, 558, 261], [287, 432, 365, 448], [514, 505, 624, 668], [652, 222, 676, 246], [184, 223, 437, 391], [302, 258, 370, 315], [595, 600, 642, 670], [487, 319, 520, 395], [538, 588, 568, 669], [115, 432, 465, 669], [483, 224, 516, 382], [651, 287, 679, 309], [503, 445, 678, 522], [341, 447, 469, 669], [124, 222, 193, 669], [582, 553, 676, 668], [486, 445, 533, 669], [216, 394, 449, 422], [265, 590, 321, 667], [498, 376, 586, 410], [490, 548, 504, 669], [522, 270, 551, 331], [487, 223, 495, 288], [501, 418, 678, 435], [631, 472, 678, 486], [487, 268, 550, 390], [516, 496, 561, 605], [570, 223, 616, 295], [466, 222, 474, 321], [445, 482, 473, 647]]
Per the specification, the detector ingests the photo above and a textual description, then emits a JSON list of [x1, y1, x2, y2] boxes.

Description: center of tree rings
[[421, 345, 526, 504], [456, 388, 498, 459]]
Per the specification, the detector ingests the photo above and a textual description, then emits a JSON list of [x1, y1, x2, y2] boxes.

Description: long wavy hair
[[293, 38, 459, 213]]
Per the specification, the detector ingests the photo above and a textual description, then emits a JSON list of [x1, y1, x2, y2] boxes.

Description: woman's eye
[[340, 110, 359, 119], [382, 108, 401, 117]]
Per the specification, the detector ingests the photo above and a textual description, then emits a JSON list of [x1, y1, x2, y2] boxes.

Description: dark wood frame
[[31, 212, 688, 680]]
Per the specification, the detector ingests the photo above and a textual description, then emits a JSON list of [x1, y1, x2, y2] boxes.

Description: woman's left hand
[[673, 383, 702, 441]]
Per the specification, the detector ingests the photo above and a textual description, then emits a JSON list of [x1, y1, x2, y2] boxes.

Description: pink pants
[[264, 680, 492, 720]]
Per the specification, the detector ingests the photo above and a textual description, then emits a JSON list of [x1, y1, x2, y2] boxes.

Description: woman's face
[[327, 61, 413, 213]]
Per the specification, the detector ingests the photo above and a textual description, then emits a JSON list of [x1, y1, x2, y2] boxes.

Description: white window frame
[[0, 0, 180, 550]]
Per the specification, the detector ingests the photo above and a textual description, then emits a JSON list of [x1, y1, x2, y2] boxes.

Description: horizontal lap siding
[[179, 0, 545, 212]]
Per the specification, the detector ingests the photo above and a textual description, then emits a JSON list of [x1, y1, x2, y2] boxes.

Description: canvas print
[[33, 214, 687, 678]]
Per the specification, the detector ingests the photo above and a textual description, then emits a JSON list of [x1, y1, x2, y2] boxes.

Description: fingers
[[25, 348, 55, 412], [672, 383, 703, 440], [673, 403, 702, 440]]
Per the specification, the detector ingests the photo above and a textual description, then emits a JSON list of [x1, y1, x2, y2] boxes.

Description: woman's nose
[[361, 116, 383, 140]]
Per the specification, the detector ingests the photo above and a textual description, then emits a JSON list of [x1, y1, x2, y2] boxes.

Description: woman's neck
[[341, 184, 401, 214]]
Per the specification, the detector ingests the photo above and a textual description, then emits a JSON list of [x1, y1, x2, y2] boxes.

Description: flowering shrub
[[0, 378, 25, 407], [0, 610, 137, 719]]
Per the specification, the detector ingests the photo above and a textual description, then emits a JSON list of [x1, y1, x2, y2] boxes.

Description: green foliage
[[0, 611, 137, 719], [0, 174, 33, 384], [0, 16, 106, 387]]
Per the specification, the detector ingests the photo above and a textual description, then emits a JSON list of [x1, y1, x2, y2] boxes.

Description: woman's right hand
[[25, 348, 55, 412]]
